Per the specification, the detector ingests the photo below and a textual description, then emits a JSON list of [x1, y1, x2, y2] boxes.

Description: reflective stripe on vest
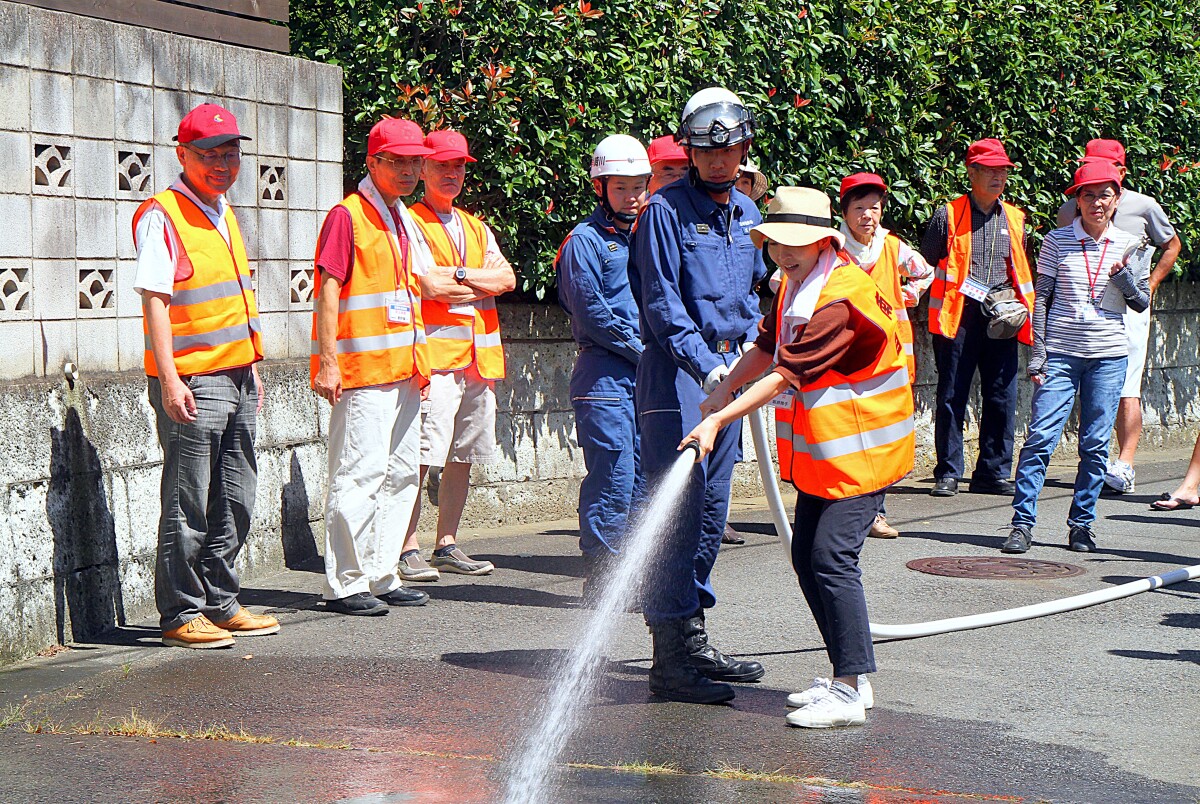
[[133, 189, 262, 378], [410, 202, 507, 379], [773, 259, 915, 499], [929, 196, 1036, 345], [310, 193, 428, 390]]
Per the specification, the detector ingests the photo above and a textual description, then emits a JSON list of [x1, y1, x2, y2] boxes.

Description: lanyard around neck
[[1079, 237, 1110, 302]]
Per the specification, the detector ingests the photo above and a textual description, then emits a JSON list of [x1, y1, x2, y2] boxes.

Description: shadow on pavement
[[431, 583, 580, 609], [1161, 612, 1200, 629], [1108, 648, 1200, 665], [1107, 511, 1200, 530], [473, 553, 585, 578]]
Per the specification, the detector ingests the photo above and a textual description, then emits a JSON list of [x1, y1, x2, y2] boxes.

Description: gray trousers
[[149, 366, 257, 631]]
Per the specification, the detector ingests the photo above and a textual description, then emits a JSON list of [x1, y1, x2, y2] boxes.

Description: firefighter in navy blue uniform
[[629, 88, 768, 704], [556, 135, 651, 600]]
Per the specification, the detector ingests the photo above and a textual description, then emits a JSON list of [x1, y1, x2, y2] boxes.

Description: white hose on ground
[[743, 397, 1200, 642]]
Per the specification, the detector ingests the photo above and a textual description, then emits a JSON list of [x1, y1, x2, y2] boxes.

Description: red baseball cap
[[174, 103, 250, 149], [839, 172, 887, 201], [1064, 160, 1123, 196], [425, 129, 476, 163], [647, 135, 687, 165], [964, 138, 1014, 167], [368, 118, 435, 157], [1084, 138, 1126, 166]]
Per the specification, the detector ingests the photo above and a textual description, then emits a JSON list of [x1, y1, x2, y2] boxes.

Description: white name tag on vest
[[448, 302, 476, 316], [387, 298, 412, 324], [769, 389, 795, 409], [959, 276, 991, 303]]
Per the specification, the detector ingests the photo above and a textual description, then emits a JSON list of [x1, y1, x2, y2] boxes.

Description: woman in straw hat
[[735, 159, 769, 204], [683, 186, 915, 729]]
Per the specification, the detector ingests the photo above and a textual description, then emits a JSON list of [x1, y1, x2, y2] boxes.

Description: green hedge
[[291, 0, 1200, 297]]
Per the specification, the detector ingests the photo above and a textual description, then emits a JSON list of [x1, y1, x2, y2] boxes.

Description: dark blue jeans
[[1011, 353, 1127, 530], [793, 490, 883, 678], [932, 298, 1019, 483]]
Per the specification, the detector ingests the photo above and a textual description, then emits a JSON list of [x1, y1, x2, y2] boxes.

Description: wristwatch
[[454, 267, 468, 284]]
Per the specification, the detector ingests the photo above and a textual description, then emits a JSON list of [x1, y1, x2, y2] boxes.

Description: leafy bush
[[291, 0, 1200, 297]]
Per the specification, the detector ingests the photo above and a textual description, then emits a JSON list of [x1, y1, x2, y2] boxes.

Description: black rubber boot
[[647, 620, 735, 704], [683, 611, 765, 682]]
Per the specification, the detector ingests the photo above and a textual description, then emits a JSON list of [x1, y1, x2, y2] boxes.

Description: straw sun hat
[[739, 159, 769, 201], [750, 187, 845, 249]]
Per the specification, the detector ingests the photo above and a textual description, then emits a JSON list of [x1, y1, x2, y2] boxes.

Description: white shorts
[[420, 364, 499, 467], [1121, 305, 1151, 398]]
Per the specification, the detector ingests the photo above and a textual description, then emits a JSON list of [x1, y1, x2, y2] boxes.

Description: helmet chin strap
[[686, 142, 748, 195], [599, 178, 638, 225]]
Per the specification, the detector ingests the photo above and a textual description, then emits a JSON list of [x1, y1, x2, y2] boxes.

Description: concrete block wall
[[0, 0, 343, 381]]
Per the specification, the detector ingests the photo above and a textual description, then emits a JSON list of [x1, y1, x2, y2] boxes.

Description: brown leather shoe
[[212, 607, 280, 636], [721, 524, 746, 545], [162, 615, 235, 649], [868, 514, 899, 539]]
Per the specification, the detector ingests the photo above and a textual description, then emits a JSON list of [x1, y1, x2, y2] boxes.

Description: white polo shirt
[[133, 177, 232, 297]]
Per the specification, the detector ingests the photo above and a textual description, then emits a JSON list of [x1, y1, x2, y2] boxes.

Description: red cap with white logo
[[174, 103, 250, 149]]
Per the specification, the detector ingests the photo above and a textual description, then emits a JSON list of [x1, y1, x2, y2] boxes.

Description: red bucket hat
[[368, 118, 435, 157], [647, 135, 688, 165], [839, 172, 887, 202], [1084, 138, 1126, 166], [965, 138, 1014, 168], [175, 103, 250, 149], [425, 129, 476, 163], [1064, 160, 1123, 196]]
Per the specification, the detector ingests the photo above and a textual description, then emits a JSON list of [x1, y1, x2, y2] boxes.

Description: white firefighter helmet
[[590, 135, 652, 179]]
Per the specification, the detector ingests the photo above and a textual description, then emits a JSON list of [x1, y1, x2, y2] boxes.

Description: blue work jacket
[[630, 179, 766, 387]]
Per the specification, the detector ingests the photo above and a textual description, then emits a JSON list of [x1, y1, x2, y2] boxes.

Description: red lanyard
[[1079, 238, 1109, 302]]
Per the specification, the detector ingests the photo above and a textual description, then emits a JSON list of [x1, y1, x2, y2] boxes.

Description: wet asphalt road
[[1, 452, 1197, 803]]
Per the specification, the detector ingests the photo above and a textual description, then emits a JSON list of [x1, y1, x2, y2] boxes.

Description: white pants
[[322, 378, 423, 600], [1120, 305, 1151, 399]]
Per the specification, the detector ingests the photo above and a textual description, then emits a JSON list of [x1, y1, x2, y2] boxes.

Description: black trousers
[[792, 489, 883, 678], [932, 298, 1019, 483]]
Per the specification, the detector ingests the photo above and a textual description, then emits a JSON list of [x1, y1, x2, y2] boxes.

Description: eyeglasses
[[1079, 190, 1118, 203], [183, 145, 241, 167]]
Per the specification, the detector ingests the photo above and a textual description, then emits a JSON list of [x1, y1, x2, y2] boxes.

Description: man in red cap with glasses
[[647, 135, 690, 196], [311, 117, 436, 615], [399, 129, 516, 581], [1054, 139, 1181, 496], [920, 138, 1035, 498], [133, 103, 278, 648]]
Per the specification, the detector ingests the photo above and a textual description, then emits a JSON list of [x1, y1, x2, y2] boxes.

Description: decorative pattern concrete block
[[257, 362, 319, 445], [153, 89, 190, 145], [288, 210, 318, 262], [257, 103, 288, 158], [0, 131, 31, 194], [188, 38, 224, 96], [32, 197, 74, 258], [32, 259, 78, 320], [0, 261, 33, 319], [287, 159, 316, 211], [0, 195, 32, 258], [258, 207, 288, 263], [73, 76, 115, 140], [287, 107, 317, 162], [316, 162, 344, 214], [76, 199, 117, 259], [75, 316, 119, 371], [73, 139, 116, 200], [30, 71, 73, 135], [289, 262, 314, 308], [0, 1, 29, 67], [0, 64, 31, 132], [116, 315, 144, 372], [114, 83, 154, 144], [151, 31, 189, 90], [221, 97, 257, 153], [6, 481, 53, 580], [287, 309, 313, 358], [222, 44, 258, 101], [289, 57, 316, 109], [32, 140, 73, 196], [0, 320, 34, 376], [258, 312, 288, 361], [315, 113, 343, 164], [116, 148, 153, 198], [257, 53, 290, 106], [28, 7, 71, 73], [255, 260, 289, 312], [113, 24, 153, 86], [77, 259, 117, 316], [315, 64, 343, 114], [73, 17, 116, 79]]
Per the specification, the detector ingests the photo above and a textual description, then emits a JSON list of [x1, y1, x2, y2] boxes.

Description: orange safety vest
[[133, 189, 262, 378], [774, 257, 915, 500], [309, 193, 428, 390], [410, 201, 506, 379], [859, 233, 916, 384], [928, 195, 1035, 345]]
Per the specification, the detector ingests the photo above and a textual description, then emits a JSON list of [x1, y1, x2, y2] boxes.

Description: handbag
[[981, 284, 1028, 340]]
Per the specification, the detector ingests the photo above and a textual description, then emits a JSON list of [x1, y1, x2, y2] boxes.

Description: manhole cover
[[907, 556, 1085, 579]]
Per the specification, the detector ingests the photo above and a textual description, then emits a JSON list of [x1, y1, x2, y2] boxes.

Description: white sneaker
[[786, 676, 874, 710], [785, 681, 866, 728], [1103, 460, 1135, 494]]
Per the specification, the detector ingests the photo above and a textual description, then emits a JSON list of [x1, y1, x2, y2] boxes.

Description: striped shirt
[[1034, 220, 1148, 362]]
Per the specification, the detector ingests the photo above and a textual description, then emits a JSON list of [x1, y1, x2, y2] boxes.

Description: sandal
[[1150, 493, 1198, 511]]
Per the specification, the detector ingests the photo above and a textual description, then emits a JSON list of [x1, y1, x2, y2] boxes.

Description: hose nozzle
[[680, 441, 702, 462]]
